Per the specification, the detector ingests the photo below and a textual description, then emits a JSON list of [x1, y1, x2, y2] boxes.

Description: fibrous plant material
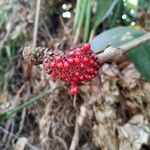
[[23, 46, 64, 65]]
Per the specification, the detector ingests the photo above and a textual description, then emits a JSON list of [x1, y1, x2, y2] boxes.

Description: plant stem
[[73, 0, 87, 44], [83, 0, 91, 42], [24, 0, 41, 80], [73, 0, 81, 30], [33, 0, 41, 47], [0, 88, 58, 120]]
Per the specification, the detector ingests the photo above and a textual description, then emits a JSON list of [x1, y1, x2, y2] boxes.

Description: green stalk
[[0, 89, 57, 120], [73, 0, 81, 30], [83, 0, 91, 42], [73, 0, 87, 44]]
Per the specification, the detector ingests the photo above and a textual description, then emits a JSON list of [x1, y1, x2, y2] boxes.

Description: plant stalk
[[73, 0, 81, 30], [83, 0, 91, 42], [73, 0, 87, 44]]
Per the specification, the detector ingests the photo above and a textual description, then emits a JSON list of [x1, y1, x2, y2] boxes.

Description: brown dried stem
[[23, 0, 41, 80], [69, 105, 87, 150]]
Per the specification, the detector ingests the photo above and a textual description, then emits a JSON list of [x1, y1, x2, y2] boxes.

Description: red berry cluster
[[43, 43, 100, 95]]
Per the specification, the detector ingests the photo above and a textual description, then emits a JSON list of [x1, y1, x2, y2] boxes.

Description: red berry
[[75, 51, 81, 57], [91, 75, 95, 78], [80, 63, 84, 68], [75, 71, 80, 76], [88, 75, 92, 79], [64, 77, 70, 82], [50, 61, 55, 67], [55, 56, 61, 61], [61, 74, 66, 79], [68, 58, 74, 64], [79, 75, 84, 80], [90, 68, 94, 73], [86, 68, 91, 73], [70, 83, 78, 95], [70, 87, 78, 95], [74, 57, 80, 64], [51, 72, 57, 78], [73, 76, 78, 81], [82, 43, 91, 52], [57, 62, 63, 68], [75, 48, 80, 51], [89, 60, 94, 65], [84, 75, 89, 79], [64, 61, 70, 69], [83, 57, 89, 63]]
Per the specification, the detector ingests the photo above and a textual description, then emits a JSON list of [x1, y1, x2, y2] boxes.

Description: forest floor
[[0, 1, 150, 150]]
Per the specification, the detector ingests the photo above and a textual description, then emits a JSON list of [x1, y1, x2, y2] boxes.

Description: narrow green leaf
[[83, 0, 91, 42], [92, 0, 119, 31], [76, 0, 87, 30], [0, 4, 11, 28], [0, 89, 57, 120], [73, 0, 81, 30], [5, 45, 11, 58], [108, 0, 123, 28], [74, 0, 87, 43]]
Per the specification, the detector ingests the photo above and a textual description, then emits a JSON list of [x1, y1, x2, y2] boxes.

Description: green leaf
[[108, 0, 124, 28], [0, 90, 51, 120], [73, 0, 81, 30], [138, 0, 150, 10], [83, 0, 91, 42], [127, 44, 150, 80], [90, 27, 145, 53], [90, 26, 150, 80], [92, 0, 119, 31], [5, 45, 11, 58], [0, 4, 11, 28]]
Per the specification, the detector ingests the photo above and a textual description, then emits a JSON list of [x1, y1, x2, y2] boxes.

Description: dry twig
[[0, 127, 39, 150], [52, 127, 68, 150], [24, 0, 41, 80], [69, 105, 87, 150], [33, 0, 41, 47], [16, 108, 26, 136]]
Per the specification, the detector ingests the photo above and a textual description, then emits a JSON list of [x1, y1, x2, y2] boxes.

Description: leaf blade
[[90, 26, 150, 80]]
